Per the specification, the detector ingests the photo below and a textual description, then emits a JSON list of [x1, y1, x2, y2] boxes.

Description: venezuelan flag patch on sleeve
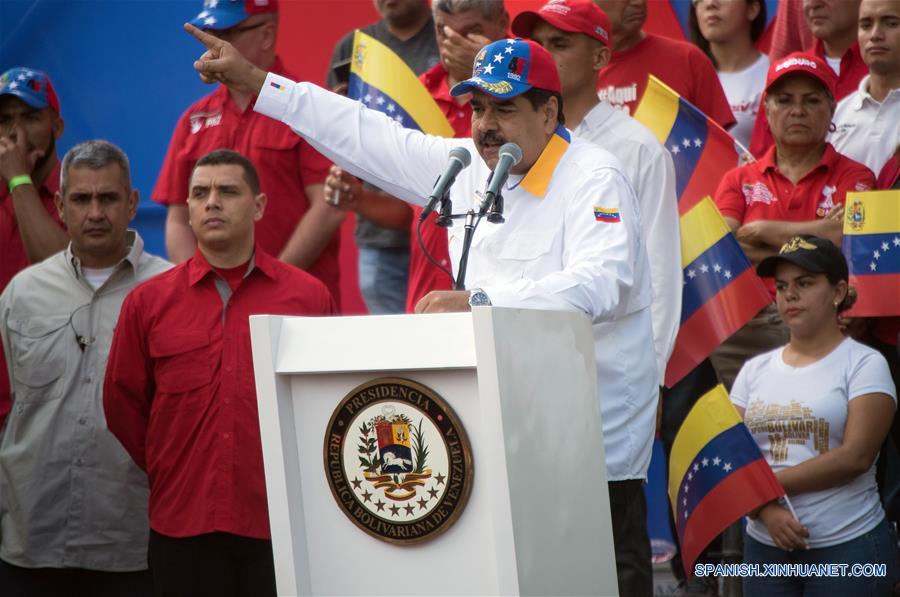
[[594, 206, 621, 223]]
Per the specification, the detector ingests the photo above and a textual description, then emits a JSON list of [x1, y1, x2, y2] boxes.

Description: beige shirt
[[0, 231, 170, 570]]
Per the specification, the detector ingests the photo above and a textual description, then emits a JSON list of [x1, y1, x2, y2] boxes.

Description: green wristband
[[8, 175, 34, 193]]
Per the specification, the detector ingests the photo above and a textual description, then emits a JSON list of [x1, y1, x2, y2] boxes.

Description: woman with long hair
[[731, 235, 898, 596], [690, 0, 769, 148]]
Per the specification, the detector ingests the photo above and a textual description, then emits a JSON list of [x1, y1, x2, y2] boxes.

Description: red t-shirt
[[405, 64, 472, 313], [103, 247, 334, 540], [596, 33, 736, 128], [152, 58, 340, 303], [715, 144, 875, 297], [0, 162, 64, 293], [748, 41, 869, 158]]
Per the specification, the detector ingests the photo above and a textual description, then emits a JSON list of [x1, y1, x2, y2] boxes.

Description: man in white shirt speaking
[[186, 23, 658, 595]]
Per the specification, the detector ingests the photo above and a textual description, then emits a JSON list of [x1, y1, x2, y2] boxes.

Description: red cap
[[511, 0, 612, 48], [765, 52, 836, 97]]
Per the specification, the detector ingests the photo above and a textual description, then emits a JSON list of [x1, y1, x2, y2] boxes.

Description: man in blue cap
[[187, 26, 659, 595], [154, 0, 344, 303], [0, 67, 68, 293]]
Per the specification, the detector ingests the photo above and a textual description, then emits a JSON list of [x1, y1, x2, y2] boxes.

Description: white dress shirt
[[256, 75, 659, 481], [830, 75, 900, 175], [576, 102, 681, 387]]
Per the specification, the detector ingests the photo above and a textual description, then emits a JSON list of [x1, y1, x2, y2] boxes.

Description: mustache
[[477, 131, 507, 146]]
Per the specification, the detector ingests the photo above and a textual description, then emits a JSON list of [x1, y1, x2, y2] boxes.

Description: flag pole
[[782, 495, 801, 522]]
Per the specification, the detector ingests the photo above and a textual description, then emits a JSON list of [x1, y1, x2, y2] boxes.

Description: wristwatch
[[468, 288, 491, 307]]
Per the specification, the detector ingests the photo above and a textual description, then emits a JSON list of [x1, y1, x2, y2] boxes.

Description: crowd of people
[[0, 0, 898, 596]]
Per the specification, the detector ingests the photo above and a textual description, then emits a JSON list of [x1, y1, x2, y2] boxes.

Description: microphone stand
[[454, 207, 477, 291]]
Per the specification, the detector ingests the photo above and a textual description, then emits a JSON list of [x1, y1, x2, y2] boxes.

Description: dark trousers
[[148, 530, 276, 597], [609, 479, 654, 597], [0, 557, 154, 597]]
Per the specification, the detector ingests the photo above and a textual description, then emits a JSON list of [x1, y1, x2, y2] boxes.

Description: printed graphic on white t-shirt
[[717, 54, 769, 149]]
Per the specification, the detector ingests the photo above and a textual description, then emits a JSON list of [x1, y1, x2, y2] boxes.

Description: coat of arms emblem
[[324, 378, 473, 544], [846, 199, 865, 231]]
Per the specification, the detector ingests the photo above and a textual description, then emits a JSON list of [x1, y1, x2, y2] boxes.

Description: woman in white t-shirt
[[690, 0, 769, 149], [731, 235, 899, 596]]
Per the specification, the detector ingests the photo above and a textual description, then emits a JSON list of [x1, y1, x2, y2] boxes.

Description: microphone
[[479, 143, 522, 216], [420, 147, 472, 221]]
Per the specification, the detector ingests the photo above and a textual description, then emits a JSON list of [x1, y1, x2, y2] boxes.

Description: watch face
[[469, 290, 490, 306]]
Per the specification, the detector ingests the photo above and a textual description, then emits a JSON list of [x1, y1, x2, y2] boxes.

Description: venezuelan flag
[[842, 190, 900, 317], [665, 198, 771, 387], [669, 385, 784, 578], [348, 30, 454, 137], [633, 75, 746, 215]]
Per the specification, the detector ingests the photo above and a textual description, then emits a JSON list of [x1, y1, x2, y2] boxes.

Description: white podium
[[249, 307, 618, 596]]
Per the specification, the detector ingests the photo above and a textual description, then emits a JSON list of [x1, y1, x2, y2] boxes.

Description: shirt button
[[223, 432, 231, 440], [225, 365, 233, 372], [75, 458, 84, 466], [78, 417, 87, 425], [83, 377, 92, 384]]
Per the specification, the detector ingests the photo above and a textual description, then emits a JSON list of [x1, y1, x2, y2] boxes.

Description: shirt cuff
[[478, 283, 520, 310], [254, 72, 296, 122]]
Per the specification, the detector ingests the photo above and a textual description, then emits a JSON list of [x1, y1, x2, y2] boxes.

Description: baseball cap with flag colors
[[511, 0, 612, 48], [450, 38, 561, 99], [191, 0, 278, 31], [765, 52, 836, 98], [0, 67, 60, 114]]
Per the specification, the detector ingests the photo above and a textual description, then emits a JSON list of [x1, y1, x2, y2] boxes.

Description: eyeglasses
[[212, 21, 267, 41]]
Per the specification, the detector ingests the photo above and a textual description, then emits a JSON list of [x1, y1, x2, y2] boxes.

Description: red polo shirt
[[748, 41, 868, 158], [103, 247, 334, 540], [152, 57, 340, 303], [715, 143, 875, 297], [405, 64, 472, 312], [596, 33, 735, 128], [0, 162, 64, 292]]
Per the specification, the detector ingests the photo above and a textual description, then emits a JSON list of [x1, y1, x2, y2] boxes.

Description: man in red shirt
[[749, 0, 868, 156], [0, 67, 68, 292], [104, 149, 334, 597], [325, 0, 510, 312], [593, 0, 736, 127], [154, 0, 344, 303]]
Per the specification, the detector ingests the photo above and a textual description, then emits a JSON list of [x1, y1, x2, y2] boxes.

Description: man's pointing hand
[[184, 22, 267, 94]]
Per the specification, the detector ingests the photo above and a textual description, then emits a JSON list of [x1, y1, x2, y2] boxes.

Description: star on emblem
[[702, 458, 709, 467], [351, 477, 362, 490], [493, 53, 504, 63], [874, 250, 881, 259], [723, 463, 732, 472], [682, 138, 691, 148], [389, 504, 401, 517], [693, 463, 700, 472], [361, 489, 372, 503], [363, 93, 372, 103], [713, 263, 722, 273], [700, 264, 710, 273], [670, 145, 680, 155], [404, 503, 415, 515], [724, 270, 732, 279], [375, 499, 386, 512], [417, 497, 429, 511], [893, 237, 900, 247], [386, 103, 395, 113], [506, 39, 515, 44], [483, 64, 495, 75], [881, 242, 889, 251], [712, 456, 721, 466], [375, 96, 386, 106], [435, 473, 446, 485], [428, 487, 439, 499], [870, 261, 878, 271], [687, 269, 697, 279], [694, 138, 702, 147], [504, 46, 514, 54]]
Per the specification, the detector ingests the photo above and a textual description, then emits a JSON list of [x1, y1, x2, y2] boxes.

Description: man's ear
[[543, 95, 560, 134], [254, 192, 267, 221], [54, 191, 65, 223]]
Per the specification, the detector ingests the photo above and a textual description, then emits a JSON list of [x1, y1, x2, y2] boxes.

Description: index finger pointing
[[184, 22, 224, 49]]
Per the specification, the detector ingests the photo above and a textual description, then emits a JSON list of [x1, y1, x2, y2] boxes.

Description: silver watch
[[468, 288, 491, 307]]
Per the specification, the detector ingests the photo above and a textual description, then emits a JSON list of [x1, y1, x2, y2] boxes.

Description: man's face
[[803, 0, 862, 42], [374, 0, 429, 28], [530, 22, 608, 97], [56, 164, 136, 267], [0, 95, 63, 175], [470, 90, 558, 173], [593, 0, 647, 41], [188, 164, 265, 251], [435, 7, 510, 81], [858, 0, 900, 74], [211, 15, 276, 69]]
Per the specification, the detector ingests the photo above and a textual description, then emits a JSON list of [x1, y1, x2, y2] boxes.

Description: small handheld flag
[[348, 30, 454, 137], [669, 385, 784, 577], [842, 190, 900, 317]]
